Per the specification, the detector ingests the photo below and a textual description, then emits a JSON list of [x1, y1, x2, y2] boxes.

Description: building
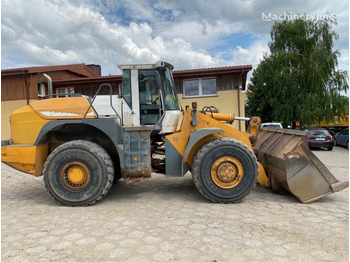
[[1, 63, 101, 139], [1, 63, 251, 139]]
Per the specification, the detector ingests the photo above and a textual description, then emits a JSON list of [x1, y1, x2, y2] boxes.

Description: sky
[[1, 0, 349, 79]]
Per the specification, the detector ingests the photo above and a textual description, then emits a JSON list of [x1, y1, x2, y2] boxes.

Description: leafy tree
[[246, 18, 348, 126]]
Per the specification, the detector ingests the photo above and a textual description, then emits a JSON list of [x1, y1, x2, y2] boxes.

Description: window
[[183, 78, 217, 97], [139, 70, 160, 125], [159, 67, 179, 110], [341, 129, 349, 135], [56, 87, 74, 98], [310, 130, 329, 136], [122, 69, 132, 108], [37, 83, 46, 98]]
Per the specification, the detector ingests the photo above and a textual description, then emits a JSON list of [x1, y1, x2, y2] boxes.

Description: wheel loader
[[1, 61, 348, 206]]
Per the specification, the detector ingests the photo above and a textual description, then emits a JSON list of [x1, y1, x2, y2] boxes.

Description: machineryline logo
[[262, 12, 336, 22]]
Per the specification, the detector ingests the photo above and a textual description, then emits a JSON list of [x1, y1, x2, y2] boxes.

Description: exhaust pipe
[[43, 73, 53, 98]]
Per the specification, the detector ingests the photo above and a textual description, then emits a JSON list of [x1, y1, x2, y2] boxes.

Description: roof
[[1, 63, 99, 77], [52, 64, 252, 84], [54, 75, 122, 84], [173, 65, 252, 76], [2, 63, 252, 91]]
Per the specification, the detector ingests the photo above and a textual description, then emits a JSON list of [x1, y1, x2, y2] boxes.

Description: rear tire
[[192, 137, 258, 203], [44, 140, 114, 206], [327, 146, 333, 151]]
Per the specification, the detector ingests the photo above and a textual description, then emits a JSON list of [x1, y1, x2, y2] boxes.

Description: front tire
[[43, 140, 114, 206], [192, 137, 258, 203]]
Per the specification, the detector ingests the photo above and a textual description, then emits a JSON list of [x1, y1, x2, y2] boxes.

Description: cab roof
[[118, 61, 173, 70]]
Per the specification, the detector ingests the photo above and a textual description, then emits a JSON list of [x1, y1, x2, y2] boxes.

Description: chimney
[[87, 64, 102, 76]]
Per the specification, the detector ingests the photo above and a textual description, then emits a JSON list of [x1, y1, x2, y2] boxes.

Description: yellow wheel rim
[[67, 165, 87, 184], [211, 156, 244, 189], [60, 161, 91, 191]]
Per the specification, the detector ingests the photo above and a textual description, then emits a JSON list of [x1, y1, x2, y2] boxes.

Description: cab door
[[138, 70, 161, 125]]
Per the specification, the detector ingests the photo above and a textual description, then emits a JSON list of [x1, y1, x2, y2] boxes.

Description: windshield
[[158, 67, 180, 110], [310, 130, 329, 135], [262, 124, 281, 129]]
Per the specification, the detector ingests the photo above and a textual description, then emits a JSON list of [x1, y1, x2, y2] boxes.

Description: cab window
[[122, 69, 132, 108], [139, 70, 160, 125]]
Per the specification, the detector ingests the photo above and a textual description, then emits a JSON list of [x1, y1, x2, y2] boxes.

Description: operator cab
[[119, 61, 181, 133]]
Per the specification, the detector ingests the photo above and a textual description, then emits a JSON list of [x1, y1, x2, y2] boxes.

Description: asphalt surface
[[1, 146, 349, 261]]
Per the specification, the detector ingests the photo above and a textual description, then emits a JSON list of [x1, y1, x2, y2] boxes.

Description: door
[[138, 70, 161, 125], [339, 129, 349, 146]]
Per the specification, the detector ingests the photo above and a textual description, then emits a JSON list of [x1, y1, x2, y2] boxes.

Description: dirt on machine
[[1, 61, 348, 206]]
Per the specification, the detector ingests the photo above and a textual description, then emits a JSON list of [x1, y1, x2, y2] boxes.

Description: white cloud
[[232, 40, 270, 67], [2, 0, 231, 74], [1, 0, 348, 77], [157, 20, 236, 52], [338, 49, 349, 74]]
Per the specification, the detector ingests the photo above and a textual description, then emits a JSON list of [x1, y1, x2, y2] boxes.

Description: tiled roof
[[52, 64, 252, 83], [2, 63, 252, 83], [1, 63, 99, 77], [173, 65, 252, 75], [53, 75, 122, 83]]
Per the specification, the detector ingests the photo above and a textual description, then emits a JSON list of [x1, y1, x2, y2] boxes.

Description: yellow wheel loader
[[1, 61, 348, 206]]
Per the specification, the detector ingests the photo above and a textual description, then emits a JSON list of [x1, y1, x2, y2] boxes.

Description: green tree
[[246, 18, 349, 126]]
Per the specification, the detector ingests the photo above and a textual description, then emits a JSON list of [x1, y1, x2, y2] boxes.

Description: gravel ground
[[1, 146, 349, 261]]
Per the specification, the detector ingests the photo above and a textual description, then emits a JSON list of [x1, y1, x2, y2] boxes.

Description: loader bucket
[[254, 128, 349, 203]]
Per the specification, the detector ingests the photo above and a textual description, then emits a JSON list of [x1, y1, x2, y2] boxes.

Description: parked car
[[306, 128, 334, 151], [334, 128, 349, 150], [260, 123, 283, 129]]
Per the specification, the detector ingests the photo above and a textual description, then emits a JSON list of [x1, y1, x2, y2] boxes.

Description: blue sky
[[2, 0, 349, 79]]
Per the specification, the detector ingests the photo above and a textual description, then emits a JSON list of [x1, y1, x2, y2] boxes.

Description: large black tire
[[192, 137, 258, 203], [43, 140, 114, 206]]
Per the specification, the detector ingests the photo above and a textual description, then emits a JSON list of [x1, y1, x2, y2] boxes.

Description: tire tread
[[192, 137, 258, 203], [43, 140, 114, 206]]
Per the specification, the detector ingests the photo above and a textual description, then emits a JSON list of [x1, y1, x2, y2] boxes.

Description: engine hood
[[30, 97, 96, 120]]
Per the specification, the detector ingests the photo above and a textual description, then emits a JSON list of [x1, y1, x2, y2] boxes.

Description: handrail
[[83, 83, 121, 122], [40, 93, 84, 99]]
